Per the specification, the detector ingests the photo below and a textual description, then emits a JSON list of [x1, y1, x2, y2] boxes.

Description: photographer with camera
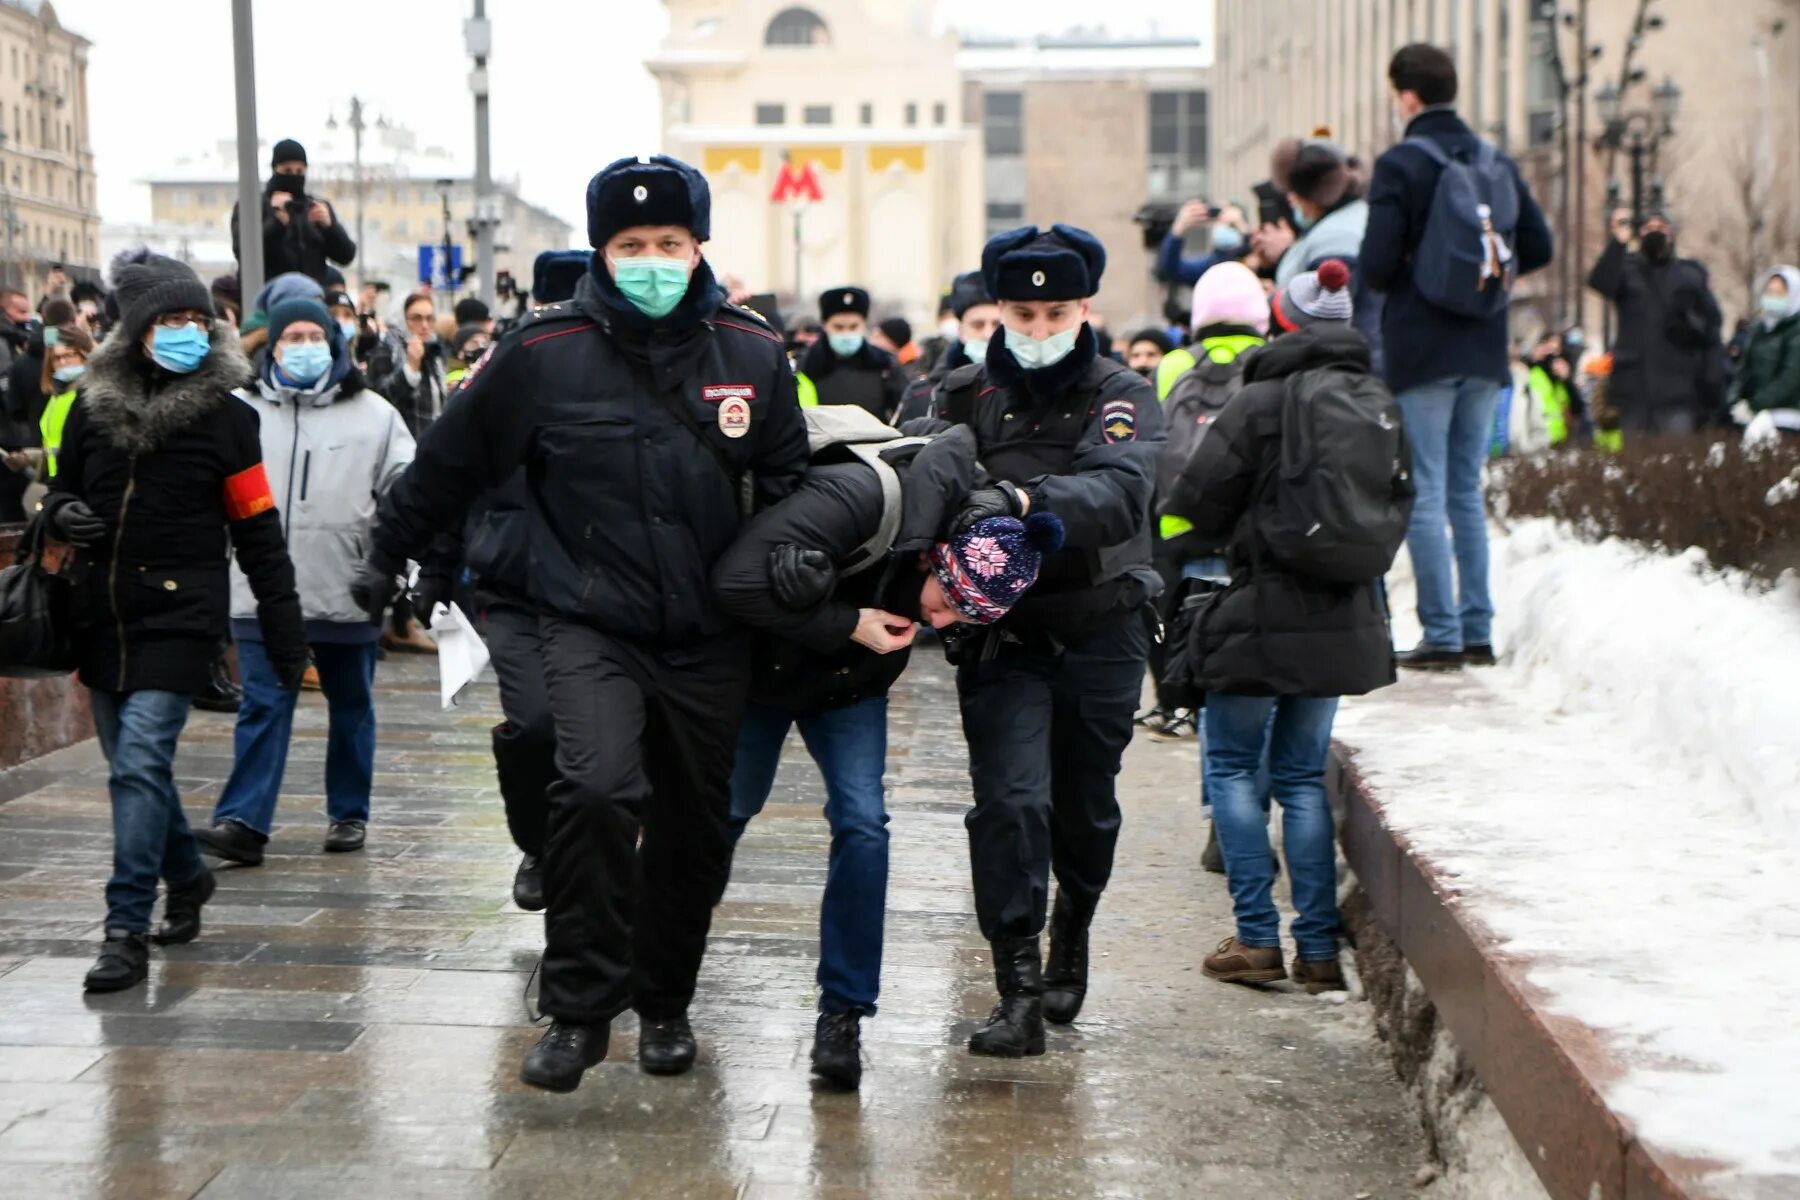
[[230, 139, 357, 287], [1151, 200, 1251, 287]]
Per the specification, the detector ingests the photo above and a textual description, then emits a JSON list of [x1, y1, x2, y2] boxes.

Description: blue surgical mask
[[338, 319, 358, 343], [1760, 293, 1791, 320], [828, 333, 864, 357], [149, 323, 211, 374], [1212, 226, 1245, 254], [51, 363, 84, 384], [609, 255, 692, 319], [278, 342, 333, 386], [1292, 208, 1315, 234], [963, 337, 990, 363], [1004, 324, 1080, 370]]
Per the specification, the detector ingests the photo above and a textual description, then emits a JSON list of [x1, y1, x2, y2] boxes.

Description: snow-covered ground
[[1340, 520, 1800, 1194]]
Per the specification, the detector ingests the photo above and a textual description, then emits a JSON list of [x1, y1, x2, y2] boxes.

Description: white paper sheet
[[430, 602, 491, 709]]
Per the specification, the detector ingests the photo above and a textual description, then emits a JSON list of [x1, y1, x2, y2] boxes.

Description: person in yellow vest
[[794, 287, 906, 419], [1, 321, 93, 490], [1522, 330, 1582, 448], [445, 324, 493, 389]]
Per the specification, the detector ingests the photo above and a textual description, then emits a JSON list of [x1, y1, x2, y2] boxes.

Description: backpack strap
[[1402, 135, 1452, 167], [838, 437, 931, 577]]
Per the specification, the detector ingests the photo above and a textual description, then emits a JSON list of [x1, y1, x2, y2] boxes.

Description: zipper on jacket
[[109, 457, 138, 692], [299, 450, 311, 503], [283, 407, 302, 540]]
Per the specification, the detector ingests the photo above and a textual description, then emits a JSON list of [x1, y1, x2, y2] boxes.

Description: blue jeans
[[91, 689, 203, 934], [213, 640, 379, 835], [729, 697, 890, 1015], [1203, 692, 1341, 960], [1395, 378, 1502, 651]]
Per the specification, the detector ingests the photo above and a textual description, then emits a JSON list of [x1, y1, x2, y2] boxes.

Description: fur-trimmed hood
[[78, 324, 252, 457]]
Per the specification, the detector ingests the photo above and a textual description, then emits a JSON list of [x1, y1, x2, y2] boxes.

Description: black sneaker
[[1146, 711, 1196, 743], [512, 854, 546, 911], [1462, 644, 1497, 667], [1397, 645, 1465, 672], [84, 929, 150, 993], [323, 821, 366, 853], [153, 867, 216, 945], [810, 1012, 863, 1090], [1133, 706, 1167, 729], [192, 819, 265, 866], [520, 1021, 609, 1093], [638, 1014, 697, 1076]]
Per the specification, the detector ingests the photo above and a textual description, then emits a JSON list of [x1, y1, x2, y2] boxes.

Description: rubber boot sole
[[967, 1032, 1046, 1058], [191, 826, 264, 867], [520, 1046, 607, 1093]]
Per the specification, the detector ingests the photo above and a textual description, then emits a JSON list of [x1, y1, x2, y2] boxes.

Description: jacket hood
[[1761, 265, 1800, 327], [1243, 325, 1372, 383], [80, 323, 253, 456]]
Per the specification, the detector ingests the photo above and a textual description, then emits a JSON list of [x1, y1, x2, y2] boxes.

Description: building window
[[1147, 90, 1208, 201], [859, 103, 873, 127], [803, 104, 832, 126], [765, 8, 829, 46], [392, 219, 409, 239], [755, 103, 785, 126], [904, 102, 918, 127], [983, 91, 1023, 156], [933, 101, 947, 126], [986, 201, 1025, 237]]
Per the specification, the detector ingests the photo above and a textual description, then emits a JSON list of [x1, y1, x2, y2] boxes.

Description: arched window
[[765, 8, 829, 46]]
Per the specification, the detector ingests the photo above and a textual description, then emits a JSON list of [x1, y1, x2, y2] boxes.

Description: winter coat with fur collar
[[43, 325, 306, 695]]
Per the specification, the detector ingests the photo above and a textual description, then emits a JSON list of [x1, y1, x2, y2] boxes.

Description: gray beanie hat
[[1272, 258, 1354, 332], [111, 249, 213, 344]]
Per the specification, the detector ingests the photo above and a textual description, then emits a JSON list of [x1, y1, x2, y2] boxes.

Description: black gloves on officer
[[410, 571, 454, 630], [951, 481, 1028, 535], [769, 543, 836, 611], [48, 500, 107, 547], [350, 549, 407, 625]]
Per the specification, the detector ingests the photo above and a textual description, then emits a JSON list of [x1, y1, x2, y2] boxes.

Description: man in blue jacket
[[1360, 43, 1552, 671]]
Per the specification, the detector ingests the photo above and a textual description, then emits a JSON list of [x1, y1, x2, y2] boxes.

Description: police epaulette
[[723, 301, 775, 331], [515, 301, 586, 329]]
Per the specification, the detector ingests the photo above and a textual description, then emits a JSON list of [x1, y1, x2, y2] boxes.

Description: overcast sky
[[58, 0, 1209, 236]]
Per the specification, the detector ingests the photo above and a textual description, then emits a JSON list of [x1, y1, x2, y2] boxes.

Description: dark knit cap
[[453, 297, 491, 325], [271, 138, 307, 167], [820, 287, 870, 320], [323, 289, 355, 312], [929, 513, 1066, 625], [451, 323, 489, 358], [323, 265, 346, 290], [111, 249, 214, 344], [532, 249, 591, 303], [949, 270, 993, 318], [586, 154, 711, 248], [1287, 138, 1351, 208], [878, 316, 912, 347], [266, 296, 334, 348], [211, 273, 241, 309], [982, 224, 1106, 303]]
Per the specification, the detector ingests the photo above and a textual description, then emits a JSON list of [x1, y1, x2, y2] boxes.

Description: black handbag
[[1157, 576, 1223, 712], [0, 513, 78, 678]]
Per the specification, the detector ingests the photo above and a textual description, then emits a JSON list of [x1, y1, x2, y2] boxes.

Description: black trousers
[[481, 600, 555, 858], [956, 614, 1150, 942], [537, 616, 751, 1024]]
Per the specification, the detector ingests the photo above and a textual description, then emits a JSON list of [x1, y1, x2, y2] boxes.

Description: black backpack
[[1158, 354, 1251, 504], [1254, 366, 1414, 583]]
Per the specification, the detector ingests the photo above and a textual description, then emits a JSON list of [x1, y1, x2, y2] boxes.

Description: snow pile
[[1340, 520, 1800, 1188]]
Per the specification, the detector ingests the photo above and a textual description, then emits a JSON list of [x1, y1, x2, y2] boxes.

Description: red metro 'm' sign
[[770, 160, 824, 203]]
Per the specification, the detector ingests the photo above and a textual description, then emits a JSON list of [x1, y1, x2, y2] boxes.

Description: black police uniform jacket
[[372, 263, 810, 646], [711, 426, 980, 716], [797, 336, 908, 421], [910, 326, 1164, 634]]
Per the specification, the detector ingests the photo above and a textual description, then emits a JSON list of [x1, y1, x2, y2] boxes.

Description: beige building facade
[[1214, 0, 1800, 327], [0, 0, 97, 289]]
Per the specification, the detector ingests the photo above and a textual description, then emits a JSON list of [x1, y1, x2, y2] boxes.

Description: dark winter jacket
[[42, 327, 306, 695], [1726, 267, 1800, 414], [1163, 325, 1396, 699], [909, 327, 1165, 634], [897, 339, 973, 426], [230, 189, 357, 287], [372, 261, 811, 647], [712, 426, 980, 715], [797, 336, 907, 420], [1361, 108, 1554, 395], [1588, 239, 1724, 427], [369, 332, 451, 439]]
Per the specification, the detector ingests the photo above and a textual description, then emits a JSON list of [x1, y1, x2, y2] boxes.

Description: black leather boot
[[193, 818, 265, 867], [968, 936, 1046, 1058], [1042, 892, 1094, 1025], [153, 867, 216, 945], [638, 1014, 698, 1076], [520, 1020, 610, 1093], [493, 722, 554, 908], [810, 1011, 863, 1090], [191, 656, 243, 714], [512, 854, 545, 911], [84, 929, 150, 993]]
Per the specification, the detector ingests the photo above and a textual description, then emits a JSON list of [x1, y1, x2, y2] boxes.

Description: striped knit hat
[[928, 512, 1066, 624], [1272, 259, 1354, 332]]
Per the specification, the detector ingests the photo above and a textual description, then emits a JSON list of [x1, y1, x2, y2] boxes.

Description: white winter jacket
[[229, 367, 416, 626]]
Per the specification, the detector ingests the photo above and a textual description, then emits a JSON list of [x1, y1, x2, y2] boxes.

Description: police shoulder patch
[[1101, 398, 1137, 443]]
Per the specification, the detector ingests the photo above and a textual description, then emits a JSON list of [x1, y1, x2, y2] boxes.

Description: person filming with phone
[[231, 139, 356, 287]]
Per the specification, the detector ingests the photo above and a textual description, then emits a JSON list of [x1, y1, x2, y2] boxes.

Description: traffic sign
[[418, 244, 465, 289]]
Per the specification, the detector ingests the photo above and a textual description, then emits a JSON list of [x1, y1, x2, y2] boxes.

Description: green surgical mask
[[609, 255, 692, 319], [1760, 293, 1791, 320]]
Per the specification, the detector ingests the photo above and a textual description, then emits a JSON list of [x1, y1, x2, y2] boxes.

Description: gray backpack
[[801, 406, 929, 577], [1158, 354, 1252, 504]]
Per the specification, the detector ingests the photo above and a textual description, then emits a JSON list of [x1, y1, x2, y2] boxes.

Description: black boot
[[520, 1020, 610, 1093], [191, 656, 243, 714], [638, 1014, 698, 1076], [1043, 892, 1094, 1025], [192, 818, 265, 866], [84, 929, 150, 993], [153, 867, 216, 946], [810, 1011, 864, 1090], [968, 936, 1046, 1058], [512, 854, 545, 911]]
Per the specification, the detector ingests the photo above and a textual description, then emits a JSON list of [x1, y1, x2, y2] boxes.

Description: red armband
[[223, 463, 276, 520]]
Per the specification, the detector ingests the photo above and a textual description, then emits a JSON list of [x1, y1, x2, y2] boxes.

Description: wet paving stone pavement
[[0, 654, 1426, 1198]]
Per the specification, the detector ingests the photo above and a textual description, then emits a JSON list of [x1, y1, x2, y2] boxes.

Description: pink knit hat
[[1190, 260, 1270, 336]]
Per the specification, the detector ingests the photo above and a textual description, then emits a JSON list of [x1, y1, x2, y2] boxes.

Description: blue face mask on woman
[[279, 342, 333, 386], [52, 363, 85, 385], [1211, 226, 1245, 254], [149, 323, 211, 374]]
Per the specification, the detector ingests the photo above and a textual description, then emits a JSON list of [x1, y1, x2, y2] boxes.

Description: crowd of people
[[4, 40, 1797, 1107]]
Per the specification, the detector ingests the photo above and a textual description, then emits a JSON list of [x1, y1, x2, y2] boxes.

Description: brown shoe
[[382, 620, 438, 655], [1292, 955, 1347, 995], [300, 665, 322, 691], [1202, 937, 1287, 985]]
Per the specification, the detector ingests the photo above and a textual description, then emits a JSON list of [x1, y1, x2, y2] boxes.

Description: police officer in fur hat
[[910, 225, 1165, 1056], [353, 154, 810, 1095], [794, 286, 907, 419]]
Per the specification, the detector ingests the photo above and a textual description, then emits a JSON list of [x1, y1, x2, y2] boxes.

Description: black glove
[[410, 572, 454, 630], [349, 551, 406, 625], [272, 653, 310, 692], [950, 482, 1026, 535], [769, 543, 836, 611], [49, 499, 106, 547]]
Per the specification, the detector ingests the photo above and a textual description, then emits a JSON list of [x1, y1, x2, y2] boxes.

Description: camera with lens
[[1132, 202, 1179, 250]]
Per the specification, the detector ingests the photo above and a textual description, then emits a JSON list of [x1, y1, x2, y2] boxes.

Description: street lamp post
[[230, 0, 264, 298], [326, 97, 371, 290], [466, 3, 498, 307], [1596, 75, 1681, 235]]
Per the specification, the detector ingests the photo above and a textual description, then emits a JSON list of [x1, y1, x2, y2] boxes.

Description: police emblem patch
[[1101, 398, 1137, 443], [718, 396, 752, 438]]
